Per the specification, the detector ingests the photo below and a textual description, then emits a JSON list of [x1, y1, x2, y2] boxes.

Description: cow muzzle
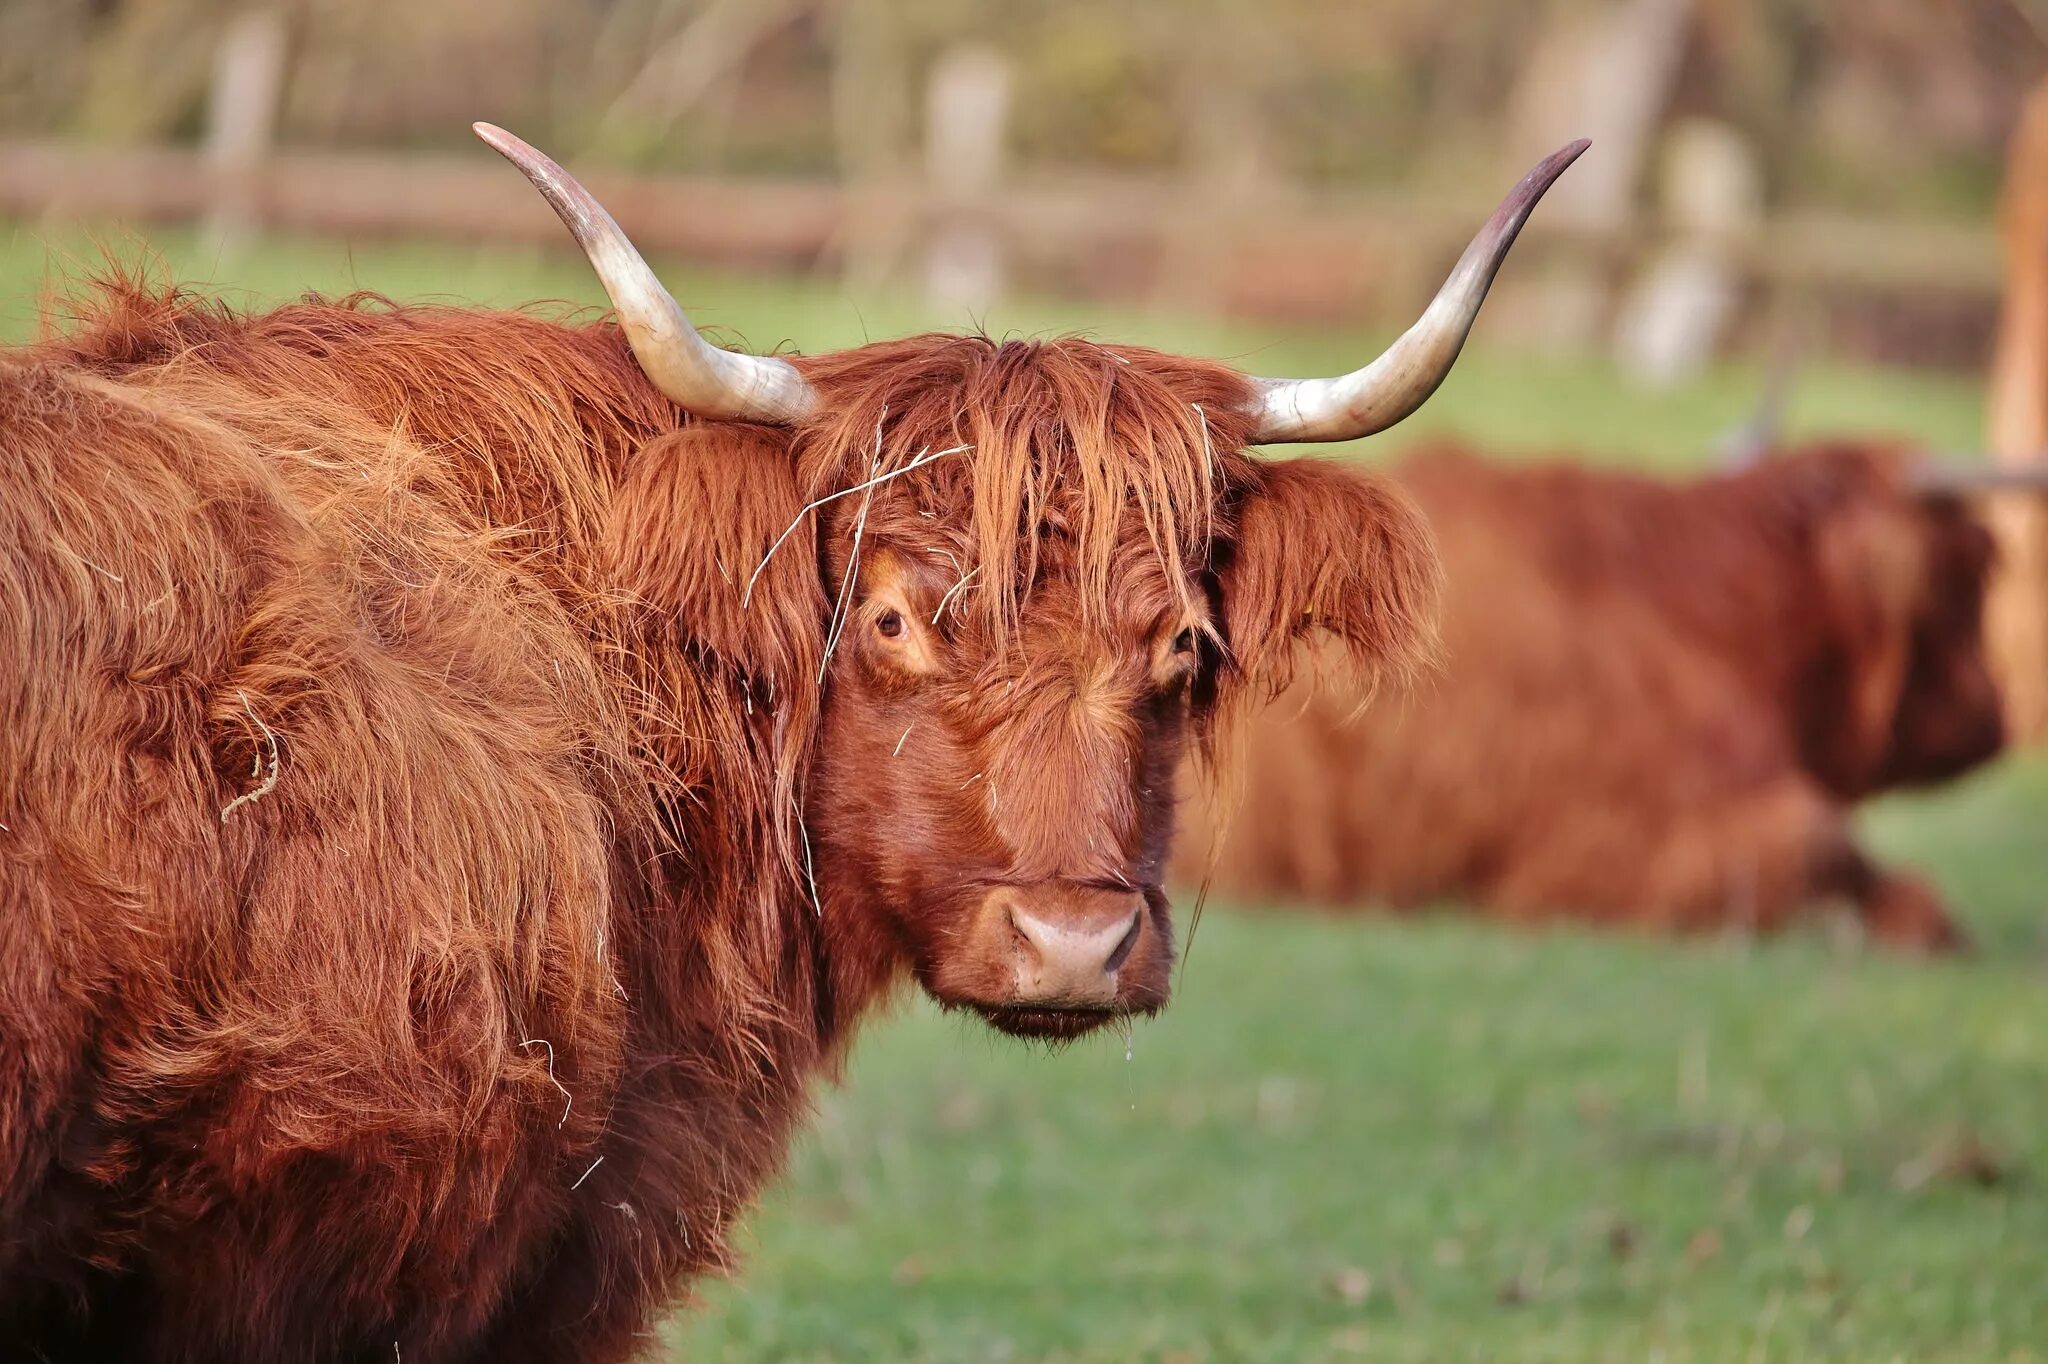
[[956, 883, 1161, 1038]]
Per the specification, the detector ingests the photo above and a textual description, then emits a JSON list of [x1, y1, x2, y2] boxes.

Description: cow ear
[[604, 424, 827, 688], [1808, 496, 1922, 791], [1215, 456, 1441, 698]]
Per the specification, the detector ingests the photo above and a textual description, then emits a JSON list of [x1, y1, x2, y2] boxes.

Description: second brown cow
[[1182, 440, 2011, 951]]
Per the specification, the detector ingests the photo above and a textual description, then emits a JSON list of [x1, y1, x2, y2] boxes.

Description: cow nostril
[[1102, 909, 1143, 974]]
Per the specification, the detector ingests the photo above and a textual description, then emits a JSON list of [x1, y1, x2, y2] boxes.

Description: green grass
[[6, 223, 2044, 1363], [674, 907, 2048, 1364], [0, 220, 1984, 465]]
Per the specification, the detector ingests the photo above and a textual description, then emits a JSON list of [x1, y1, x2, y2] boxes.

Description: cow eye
[[876, 609, 905, 640], [1172, 627, 1196, 655]]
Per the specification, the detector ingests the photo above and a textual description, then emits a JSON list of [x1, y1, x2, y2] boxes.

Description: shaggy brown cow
[[0, 128, 1581, 1362], [1181, 439, 2018, 951]]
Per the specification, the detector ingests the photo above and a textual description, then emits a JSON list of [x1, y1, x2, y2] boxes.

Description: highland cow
[[0, 128, 1582, 1361], [1182, 440, 2021, 952]]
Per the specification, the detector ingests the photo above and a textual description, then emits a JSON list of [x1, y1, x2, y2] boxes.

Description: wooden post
[[202, 9, 288, 256], [832, 0, 916, 290], [921, 43, 1011, 317], [1504, 0, 1696, 347], [1985, 78, 2048, 744], [1151, 0, 1270, 317], [1612, 119, 1762, 386]]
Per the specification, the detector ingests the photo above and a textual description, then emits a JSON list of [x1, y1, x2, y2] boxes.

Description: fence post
[[1612, 119, 1761, 386], [1151, 0, 1269, 317], [921, 43, 1011, 316], [202, 9, 287, 256], [1505, 0, 1695, 346]]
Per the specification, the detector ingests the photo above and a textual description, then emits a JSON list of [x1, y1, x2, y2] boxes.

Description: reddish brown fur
[[0, 275, 1436, 1361], [1181, 441, 2004, 951]]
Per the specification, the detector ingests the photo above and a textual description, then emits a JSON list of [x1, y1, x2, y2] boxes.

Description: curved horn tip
[[472, 122, 576, 202], [1537, 138, 1594, 183], [1245, 139, 1590, 446], [472, 119, 818, 425], [1486, 138, 1592, 233], [472, 121, 524, 157], [1911, 457, 2048, 496]]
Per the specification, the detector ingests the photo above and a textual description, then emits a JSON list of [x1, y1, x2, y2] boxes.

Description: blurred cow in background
[[1179, 440, 2032, 951]]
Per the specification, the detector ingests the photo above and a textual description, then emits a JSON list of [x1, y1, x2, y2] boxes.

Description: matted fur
[[0, 273, 1437, 1362], [1180, 440, 2005, 951]]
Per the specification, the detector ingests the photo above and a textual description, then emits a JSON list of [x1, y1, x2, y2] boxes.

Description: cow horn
[[1716, 330, 1807, 470], [1909, 457, 2048, 496], [1249, 139, 1589, 445], [475, 122, 817, 424]]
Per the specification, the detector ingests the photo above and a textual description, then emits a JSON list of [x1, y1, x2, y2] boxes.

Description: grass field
[[6, 221, 2044, 1363]]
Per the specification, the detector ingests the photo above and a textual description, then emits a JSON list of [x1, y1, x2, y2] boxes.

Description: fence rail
[[0, 138, 2005, 352]]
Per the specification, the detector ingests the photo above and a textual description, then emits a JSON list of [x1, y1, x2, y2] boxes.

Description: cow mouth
[[972, 1003, 1134, 1041]]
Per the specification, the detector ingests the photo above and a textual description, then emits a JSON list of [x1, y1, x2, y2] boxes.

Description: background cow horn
[[475, 122, 817, 424], [1909, 457, 2048, 496], [1248, 139, 1590, 445], [1715, 327, 1807, 470]]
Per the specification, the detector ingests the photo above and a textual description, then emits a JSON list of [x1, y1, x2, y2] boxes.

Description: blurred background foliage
[[7, 0, 2044, 375], [1, 0, 2041, 213]]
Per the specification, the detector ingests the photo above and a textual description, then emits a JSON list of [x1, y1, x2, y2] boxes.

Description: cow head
[[1795, 444, 2011, 796], [489, 125, 1581, 1039], [780, 351, 1447, 1039], [1878, 492, 2007, 787]]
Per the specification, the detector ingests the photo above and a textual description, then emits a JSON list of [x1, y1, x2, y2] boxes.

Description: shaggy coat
[[1182, 441, 2004, 950], [0, 279, 1436, 1362]]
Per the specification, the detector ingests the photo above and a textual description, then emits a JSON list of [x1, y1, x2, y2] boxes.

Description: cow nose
[[998, 892, 1144, 1007]]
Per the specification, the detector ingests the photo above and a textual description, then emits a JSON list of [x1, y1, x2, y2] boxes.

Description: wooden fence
[[0, 136, 2005, 361]]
